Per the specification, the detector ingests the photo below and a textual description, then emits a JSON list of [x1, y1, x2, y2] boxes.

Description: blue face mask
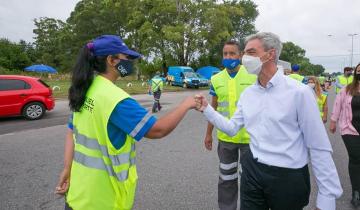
[[115, 59, 133, 77], [222, 58, 241, 70]]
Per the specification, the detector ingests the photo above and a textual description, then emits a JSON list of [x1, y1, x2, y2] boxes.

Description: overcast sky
[[1, 0, 359, 73]]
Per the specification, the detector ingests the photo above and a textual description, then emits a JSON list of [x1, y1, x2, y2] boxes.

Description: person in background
[[206, 40, 256, 210], [283, 68, 291, 75], [330, 63, 360, 207], [307, 76, 328, 123], [335, 67, 354, 94], [196, 32, 342, 210], [318, 75, 326, 92], [55, 35, 197, 210], [149, 72, 164, 113], [288, 64, 305, 83]]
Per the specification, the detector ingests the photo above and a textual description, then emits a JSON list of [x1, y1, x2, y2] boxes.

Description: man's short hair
[[223, 40, 242, 53], [245, 32, 283, 63]]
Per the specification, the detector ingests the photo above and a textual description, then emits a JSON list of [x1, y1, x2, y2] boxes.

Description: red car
[[0, 75, 55, 120]]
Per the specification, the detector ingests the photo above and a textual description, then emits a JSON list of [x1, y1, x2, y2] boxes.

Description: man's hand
[[182, 96, 197, 109], [204, 135, 213, 151], [194, 94, 208, 112], [55, 168, 70, 195], [329, 120, 336, 134], [322, 116, 327, 124]]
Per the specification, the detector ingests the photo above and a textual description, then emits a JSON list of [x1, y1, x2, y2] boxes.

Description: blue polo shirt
[[68, 98, 157, 149], [209, 71, 237, 97]]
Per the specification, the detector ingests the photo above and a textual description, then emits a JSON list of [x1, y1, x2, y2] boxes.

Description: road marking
[[0, 133, 14, 137]]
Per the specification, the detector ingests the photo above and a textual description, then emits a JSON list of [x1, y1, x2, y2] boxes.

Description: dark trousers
[[152, 90, 161, 112], [65, 202, 72, 210], [240, 150, 310, 210], [342, 135, 360, 191], [218, 140, 250, 210]]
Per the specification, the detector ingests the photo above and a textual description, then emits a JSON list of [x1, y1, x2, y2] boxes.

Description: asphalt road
[[0, 89, 356, 210]]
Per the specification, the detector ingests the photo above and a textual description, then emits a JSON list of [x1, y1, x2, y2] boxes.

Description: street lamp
[[349, 33, 358, 67]]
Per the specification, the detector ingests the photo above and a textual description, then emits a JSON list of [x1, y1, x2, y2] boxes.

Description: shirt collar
[[255, 67, 284, 89]]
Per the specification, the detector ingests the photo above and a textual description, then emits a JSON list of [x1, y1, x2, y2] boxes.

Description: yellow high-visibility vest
[[336, 75, 353, 93], [317, 93, 327, 118], [289, 73, 304, 82], [67, 75, 137, 210], [211, 66, 257, 144]]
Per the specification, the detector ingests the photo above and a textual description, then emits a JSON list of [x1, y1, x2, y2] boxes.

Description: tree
[[0, 39, 31, 71], [280, 41, 325, 76], [33, 17, 69, 71]]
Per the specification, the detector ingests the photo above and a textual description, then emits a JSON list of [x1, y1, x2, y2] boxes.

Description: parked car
[[167, 66, 200, 88], [195, 73, 209, 87], [0, 75, 55, 120]]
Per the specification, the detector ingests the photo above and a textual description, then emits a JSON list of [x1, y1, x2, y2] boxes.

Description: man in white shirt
[[195, 32, 342, 210]]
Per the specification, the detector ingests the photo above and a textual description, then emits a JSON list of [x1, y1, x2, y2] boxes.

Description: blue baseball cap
[[292, 64, 300, 71], [88, 35, 141, 59]]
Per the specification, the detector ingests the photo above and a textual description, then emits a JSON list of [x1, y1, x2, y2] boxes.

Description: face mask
[[345, 72, 352, 76], [115, 59, 133, 77], [355, 74, 360, 80], [308, 83, 315, 89], [242, 55, 263, 75], [222, 58, 240, 70]]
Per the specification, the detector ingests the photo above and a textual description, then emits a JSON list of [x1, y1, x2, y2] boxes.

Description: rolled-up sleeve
[[203, 100, 245, 137], [297, 86, 343, 210]]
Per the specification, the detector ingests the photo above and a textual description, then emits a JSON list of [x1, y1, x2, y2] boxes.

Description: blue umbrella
[[24, 64, 57, 74]]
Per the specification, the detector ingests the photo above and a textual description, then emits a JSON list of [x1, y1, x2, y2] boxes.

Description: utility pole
[[349, 33, 358, 67]]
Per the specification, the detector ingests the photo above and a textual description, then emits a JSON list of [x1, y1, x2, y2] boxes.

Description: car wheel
[[22, 102, 46, 120]]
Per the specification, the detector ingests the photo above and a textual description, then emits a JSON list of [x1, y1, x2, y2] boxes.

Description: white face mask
[[242, 55, 263, 75], [308, 83, 315, 89]]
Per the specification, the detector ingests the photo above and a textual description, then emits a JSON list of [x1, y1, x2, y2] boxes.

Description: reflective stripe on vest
[[73, 127, 135, 167], [151, 78, 163, 92], [73, 151, 135, 181]]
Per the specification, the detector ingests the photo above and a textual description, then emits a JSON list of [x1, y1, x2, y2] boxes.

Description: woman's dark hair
[[68, 46, 108, 112], [346, 63, 360, 96]]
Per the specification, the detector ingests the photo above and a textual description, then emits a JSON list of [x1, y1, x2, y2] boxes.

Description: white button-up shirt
[[203, 69, 343, 210]]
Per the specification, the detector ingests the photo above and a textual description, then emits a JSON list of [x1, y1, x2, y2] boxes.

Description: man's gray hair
[[245, 32, 283, 63]]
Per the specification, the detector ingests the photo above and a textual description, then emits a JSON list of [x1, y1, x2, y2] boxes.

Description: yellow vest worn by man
[[336, 75, 354, 94], [67, 75, 137, 210], [151, 77, 163, 92], [289, 73, 304, 82], [211, 66, 257, 144]]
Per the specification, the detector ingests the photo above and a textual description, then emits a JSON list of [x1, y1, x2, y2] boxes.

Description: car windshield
[[184, 72, 197, 78]]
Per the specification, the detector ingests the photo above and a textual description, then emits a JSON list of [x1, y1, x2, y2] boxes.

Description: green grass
[[0, 71, 207, 98], [44, 79, 206, 99]]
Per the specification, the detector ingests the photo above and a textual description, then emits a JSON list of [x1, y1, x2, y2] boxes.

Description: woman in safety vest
[[307, 76, 328, 123], [54, 35, 196, 210]]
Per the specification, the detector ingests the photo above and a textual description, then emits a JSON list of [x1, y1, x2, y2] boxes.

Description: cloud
[[1, 0, 359, 72], [252, 0, 360, 72], [0, 0, 79, 42]]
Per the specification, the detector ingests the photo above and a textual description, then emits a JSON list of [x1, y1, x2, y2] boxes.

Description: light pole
[[349, 33, 358, 67]]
